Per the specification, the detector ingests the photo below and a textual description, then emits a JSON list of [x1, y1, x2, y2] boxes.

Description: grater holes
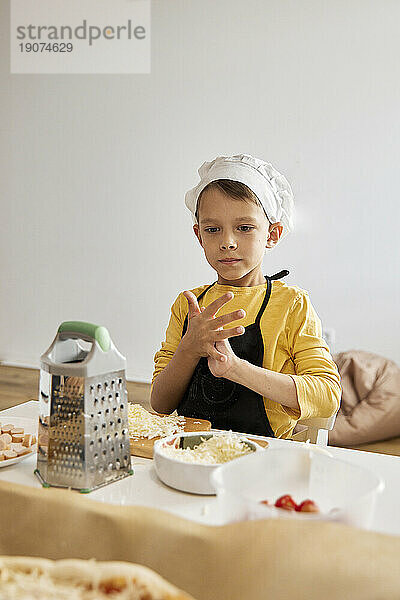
[[108, 394, 113, 402], [115, 392, 120, 399], [120, 404, 124, 410], [105, 408, 110, 415]]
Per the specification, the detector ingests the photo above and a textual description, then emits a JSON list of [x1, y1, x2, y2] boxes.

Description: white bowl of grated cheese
[[153, 431, 263, 495]]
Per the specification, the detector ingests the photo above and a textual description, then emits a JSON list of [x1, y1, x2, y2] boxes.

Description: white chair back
[[291, 413, 338, 446]]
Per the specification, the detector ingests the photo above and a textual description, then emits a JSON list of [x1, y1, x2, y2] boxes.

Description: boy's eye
[[238, 225, 254, 232], [204, 227, 219, 233]]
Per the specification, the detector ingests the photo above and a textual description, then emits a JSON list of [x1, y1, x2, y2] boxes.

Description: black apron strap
[[254, 277, 272, 327], [269, 269, 289, 281], [254, 270, 289, 326]]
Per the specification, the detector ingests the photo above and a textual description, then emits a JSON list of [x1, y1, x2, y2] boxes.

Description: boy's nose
[[220, 240, 238, 250]]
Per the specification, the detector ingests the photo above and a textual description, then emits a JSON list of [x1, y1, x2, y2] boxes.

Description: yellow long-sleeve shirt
[[152, 280, 341, 438]]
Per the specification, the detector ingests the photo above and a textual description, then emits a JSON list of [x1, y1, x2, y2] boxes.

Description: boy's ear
[[193, 224, 203, 247], [266, 222, 283, 249]]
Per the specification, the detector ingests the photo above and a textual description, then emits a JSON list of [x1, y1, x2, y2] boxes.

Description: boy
[[151, 154, 341, 438]]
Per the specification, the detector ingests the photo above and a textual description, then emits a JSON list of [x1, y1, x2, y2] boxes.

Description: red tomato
[[296, 499, 319, 513], [275, 494, 297, 511]]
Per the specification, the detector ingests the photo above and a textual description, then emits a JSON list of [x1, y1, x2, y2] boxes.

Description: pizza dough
[[0, 557, 195, 599]]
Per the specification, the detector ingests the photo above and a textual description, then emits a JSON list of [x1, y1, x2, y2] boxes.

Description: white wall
[[1, 0, 399, 381]]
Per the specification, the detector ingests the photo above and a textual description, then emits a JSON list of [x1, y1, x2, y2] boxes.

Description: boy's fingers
[[183, 291, 201, 317], [203, 292, 234, 318], [215, 326, 245, 340], [215, 338, 231, 352], [210, 348, 226, 362], [214, 309, 246, 329]]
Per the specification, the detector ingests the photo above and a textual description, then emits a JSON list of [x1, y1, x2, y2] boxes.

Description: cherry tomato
[[296, 499, 319, 513], [275, 494, 297, 511]]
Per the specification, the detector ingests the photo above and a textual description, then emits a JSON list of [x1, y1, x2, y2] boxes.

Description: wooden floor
[[1, 366, 399, 456]]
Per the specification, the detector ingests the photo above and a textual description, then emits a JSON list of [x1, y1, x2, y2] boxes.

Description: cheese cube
[[10, 428, 24, 436], [1, 425, 14, 435], [3, 450, 17, 459], [23, 434, 33, 448]]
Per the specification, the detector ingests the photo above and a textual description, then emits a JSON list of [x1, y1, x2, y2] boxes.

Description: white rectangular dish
[[0, 416, 37, 468]]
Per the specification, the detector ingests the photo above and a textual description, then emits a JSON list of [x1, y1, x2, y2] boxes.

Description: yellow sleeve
[[286, 292, 342, 420], [151, 293, 188, 388]]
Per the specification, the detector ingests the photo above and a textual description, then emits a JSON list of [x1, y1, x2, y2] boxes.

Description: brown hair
[[195, 179, 264, 223]]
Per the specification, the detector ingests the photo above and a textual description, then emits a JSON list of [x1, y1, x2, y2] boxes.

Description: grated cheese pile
[[127, 404, 185, 439], [160, 432, 254, 464]]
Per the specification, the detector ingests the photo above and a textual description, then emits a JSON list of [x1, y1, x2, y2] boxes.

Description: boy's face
[[193, 187, 282, 287]]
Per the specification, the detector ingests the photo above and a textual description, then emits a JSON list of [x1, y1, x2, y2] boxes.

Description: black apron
[[177, 270, 289, 437]]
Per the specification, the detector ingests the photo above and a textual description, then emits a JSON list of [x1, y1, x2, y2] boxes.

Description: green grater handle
[[58, 321, 111, 352]]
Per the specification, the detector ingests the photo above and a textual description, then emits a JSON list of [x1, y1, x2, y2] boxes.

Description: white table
[[1, 401, 399, 535]]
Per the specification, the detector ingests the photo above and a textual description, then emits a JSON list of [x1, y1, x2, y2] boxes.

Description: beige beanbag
[[329, 350, 400, 446]]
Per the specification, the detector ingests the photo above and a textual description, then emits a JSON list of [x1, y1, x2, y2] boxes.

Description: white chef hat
[[185, 154, 294, 238]]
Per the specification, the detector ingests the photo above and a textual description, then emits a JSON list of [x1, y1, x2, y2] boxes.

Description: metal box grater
[[35, 321, 133, 492]]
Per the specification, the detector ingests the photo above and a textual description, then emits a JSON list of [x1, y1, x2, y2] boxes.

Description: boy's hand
[[181, 291, 245, 363], [207, 338, 239, 378]]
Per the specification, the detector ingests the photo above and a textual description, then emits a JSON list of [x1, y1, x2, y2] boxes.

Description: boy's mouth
[[218, 259, 241, 264]]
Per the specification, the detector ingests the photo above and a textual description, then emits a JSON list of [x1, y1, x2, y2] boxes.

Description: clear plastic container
[[210, 447, 385, 529]]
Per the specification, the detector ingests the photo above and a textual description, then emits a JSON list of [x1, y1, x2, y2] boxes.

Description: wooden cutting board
[[130, 416, 212, 459]]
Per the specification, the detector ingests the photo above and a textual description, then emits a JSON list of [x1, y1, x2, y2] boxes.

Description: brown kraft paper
[[0, 480, 399, 600]]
